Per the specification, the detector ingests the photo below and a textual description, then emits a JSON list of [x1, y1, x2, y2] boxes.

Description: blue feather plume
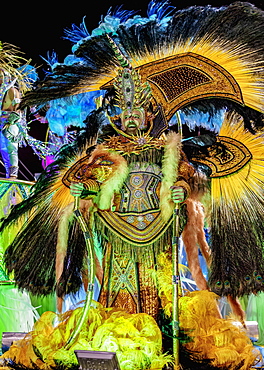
[[147, 0, 176, 20], [110, 5, 138, 22], [63, 17, 90, 43], [40, 51, 59, 71]]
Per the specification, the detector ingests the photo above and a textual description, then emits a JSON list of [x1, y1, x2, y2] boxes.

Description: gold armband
[[178, 160, 195, 182]]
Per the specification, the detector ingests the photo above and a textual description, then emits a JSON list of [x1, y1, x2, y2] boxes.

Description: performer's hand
[[70, 182, 84, 197], [170, 186, 185, 203]]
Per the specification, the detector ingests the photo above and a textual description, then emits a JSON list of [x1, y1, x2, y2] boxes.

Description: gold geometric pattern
[[62, 153, 114, 187], [149, 65, 211, 102], [99, 244, 160, 317], [190, 136, 252, 178], [138, 52, 244, 120], [108, 257, 140, 312], [97, 209, 173, 246]]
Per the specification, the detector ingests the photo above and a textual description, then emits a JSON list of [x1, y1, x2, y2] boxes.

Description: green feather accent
[[160, 132, 181, 222]]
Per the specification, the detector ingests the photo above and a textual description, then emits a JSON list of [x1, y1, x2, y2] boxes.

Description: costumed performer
[[66, 65, 209, 320], [1, 2, 264, 369], [0, 43, 33, 179], [0, 69, 21, 178]]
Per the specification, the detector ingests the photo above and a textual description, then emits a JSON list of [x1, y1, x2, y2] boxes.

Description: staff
[[65, 192, 96, 349], [172, 111, 183, 369]]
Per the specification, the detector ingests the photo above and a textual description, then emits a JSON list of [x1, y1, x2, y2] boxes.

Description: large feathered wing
[[0, 146, 89, 296], [0, 109, 130, 298], [188, 112, 264, 297], [0, 105, 107, 295]]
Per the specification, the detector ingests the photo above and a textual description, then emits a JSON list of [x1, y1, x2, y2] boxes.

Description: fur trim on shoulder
[[160, 132, 182, 222], [95, 146, 129, 210]]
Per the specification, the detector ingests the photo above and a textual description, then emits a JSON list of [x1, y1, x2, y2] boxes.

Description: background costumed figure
[[0, 42, 50, 179], [0, 42, 32, 179], [0, 1, 264, 369], [0, 42, 53, 342], [0, 68, 21, 179]]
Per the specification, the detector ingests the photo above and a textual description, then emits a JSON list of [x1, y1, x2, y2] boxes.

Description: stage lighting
[[74, 350, 121, 370]]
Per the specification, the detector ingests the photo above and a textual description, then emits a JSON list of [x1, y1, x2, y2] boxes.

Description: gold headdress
[[105, 35, 169, 141], [106, 34, 152, 113], [113, 66, 152, 113]]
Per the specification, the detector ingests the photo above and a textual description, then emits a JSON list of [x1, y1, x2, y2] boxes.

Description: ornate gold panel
[[190, 136, 252, 177], [101, 52, 244, 122], [136, 52, 244, 120]]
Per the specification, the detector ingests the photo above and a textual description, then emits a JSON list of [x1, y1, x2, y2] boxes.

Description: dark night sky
[[2, 0, 264, 70], [1, 0, 264, 180]]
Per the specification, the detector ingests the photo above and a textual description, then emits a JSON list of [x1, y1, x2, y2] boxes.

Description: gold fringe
[[93, 208, 187, 263]]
